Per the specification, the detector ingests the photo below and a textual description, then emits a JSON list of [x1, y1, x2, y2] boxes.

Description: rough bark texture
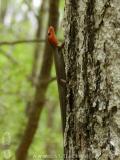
[[64, 0, 120, 159], [16, 0, 59, 160]]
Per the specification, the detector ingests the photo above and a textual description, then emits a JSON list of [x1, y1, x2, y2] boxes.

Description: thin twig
[[28, 76, 56, 86], [0, 39, 45, 46], [0, 48, 19, 64], [0, 39, 63, 46]]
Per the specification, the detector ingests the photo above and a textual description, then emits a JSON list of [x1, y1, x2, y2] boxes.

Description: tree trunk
[[45, 102, 57, 155], [0, 0, 8, 23], [64, 0, 120, 159], [31, 0, 48, 85]]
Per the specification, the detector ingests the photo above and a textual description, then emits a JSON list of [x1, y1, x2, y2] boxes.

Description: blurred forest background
[[0, 0, 64, 159]]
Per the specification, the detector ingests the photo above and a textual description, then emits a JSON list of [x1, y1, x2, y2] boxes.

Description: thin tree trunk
[[0, 0, 8, 23], [16, 0, 59, 160], [45, 102, 56, 155], [64, 0, 120, 159], [31, 0, 48, 85]]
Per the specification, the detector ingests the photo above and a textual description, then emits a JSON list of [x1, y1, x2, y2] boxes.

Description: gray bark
[[64, 0, 120, 159]]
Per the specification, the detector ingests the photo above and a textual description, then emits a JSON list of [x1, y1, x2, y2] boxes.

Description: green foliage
[[0, 0, 65, 159]]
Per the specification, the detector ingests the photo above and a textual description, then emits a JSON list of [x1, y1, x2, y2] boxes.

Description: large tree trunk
[[64, 0, 120, 159]]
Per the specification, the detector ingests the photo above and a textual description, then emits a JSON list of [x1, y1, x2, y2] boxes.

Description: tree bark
[[64, 0, 120, 159], [16, 0, 59, 160]]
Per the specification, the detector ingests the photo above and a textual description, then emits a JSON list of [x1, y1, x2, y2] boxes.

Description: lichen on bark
[[63, 0, 120, 159]]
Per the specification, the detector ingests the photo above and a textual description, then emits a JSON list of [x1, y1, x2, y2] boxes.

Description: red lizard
[[48, 26, 58, 47], [48, 26, 66, 134]]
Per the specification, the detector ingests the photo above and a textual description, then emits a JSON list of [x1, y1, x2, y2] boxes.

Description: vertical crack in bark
[[65, 0, 80, 159], [82, 0, 112, 159], [94, 60, 101, 111], [95, 0, 111, 33], [83, 0, 96, 159], [103, 42, 112, 153]]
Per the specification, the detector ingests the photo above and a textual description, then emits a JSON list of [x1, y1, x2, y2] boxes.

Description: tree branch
[[0, 39, 45, 46], [0, 39, 63, 46], [0, 48, 19, 64]]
